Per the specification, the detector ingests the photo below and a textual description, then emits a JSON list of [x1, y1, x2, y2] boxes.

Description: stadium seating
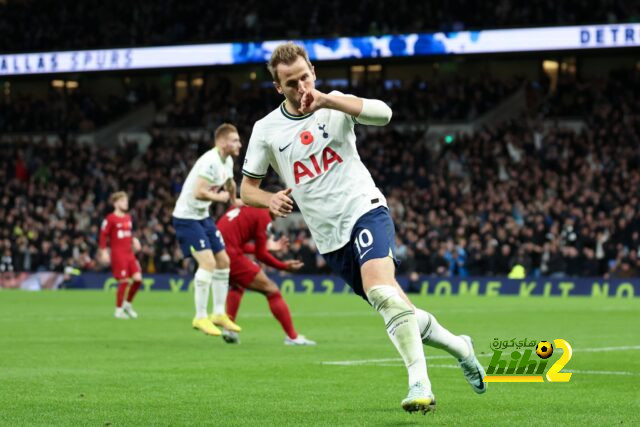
[[0, 0, 637, 52], [0, 90, 150, 132]]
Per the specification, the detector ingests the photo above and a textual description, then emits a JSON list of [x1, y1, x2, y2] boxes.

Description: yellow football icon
[[536, 341, 554, 359]]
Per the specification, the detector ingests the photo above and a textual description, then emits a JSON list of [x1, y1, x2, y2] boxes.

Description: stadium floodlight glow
[[1, 23, 639, 76]]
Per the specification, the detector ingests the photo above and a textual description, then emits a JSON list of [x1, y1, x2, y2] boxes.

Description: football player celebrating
[[240, 42, 486, 413]]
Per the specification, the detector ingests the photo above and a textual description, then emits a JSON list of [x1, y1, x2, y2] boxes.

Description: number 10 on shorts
[[354, 229, 374, 259]]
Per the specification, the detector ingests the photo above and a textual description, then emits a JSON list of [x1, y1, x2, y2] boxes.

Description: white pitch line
[[322, 344, 640, 366], [322, 354, 458, 365], [574, 345, 640, 352], [374, 363, 461, 368], [565, 369, 640, 376], [367, 364, 640, 376], [322, 358, 405, 366]]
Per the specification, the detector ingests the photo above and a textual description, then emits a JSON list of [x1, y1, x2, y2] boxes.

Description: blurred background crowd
[[2, 68, 638, 279], [1, 0, 639, 280]]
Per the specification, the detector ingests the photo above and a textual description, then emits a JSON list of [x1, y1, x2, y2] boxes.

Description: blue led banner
[[5, 272, 636, 297], [1, 23, 639, 76]]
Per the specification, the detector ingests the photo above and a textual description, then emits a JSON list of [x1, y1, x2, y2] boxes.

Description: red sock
[[127, 280, 141, 303], [116, 281, 128, 307], [267, 291, 297, 339], [226, 287, 245, 321]]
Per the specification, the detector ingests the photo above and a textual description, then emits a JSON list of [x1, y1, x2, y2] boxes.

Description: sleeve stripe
[[242, 169, 267, 179], [351, 115, 359, 124]]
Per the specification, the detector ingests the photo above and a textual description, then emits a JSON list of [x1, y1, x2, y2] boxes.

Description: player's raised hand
[[299, 89, 325, 114], [284, 259, 304, 272], [267, 235, 290, 252], [269, 188, 293, 218]]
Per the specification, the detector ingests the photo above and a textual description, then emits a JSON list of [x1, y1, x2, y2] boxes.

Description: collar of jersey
[[212, 146, 224, 162], [280, 101, 313, 120]]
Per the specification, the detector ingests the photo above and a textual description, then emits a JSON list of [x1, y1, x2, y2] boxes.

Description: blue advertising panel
[[2, 23, 639, 76], [60, 273, 639, 298]]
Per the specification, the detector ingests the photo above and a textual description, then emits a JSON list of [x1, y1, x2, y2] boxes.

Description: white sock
[[415, 308, 470, 360], [194, 268, 213, 319], [211, 268, 230, 316], [367, 285, 430, 388]]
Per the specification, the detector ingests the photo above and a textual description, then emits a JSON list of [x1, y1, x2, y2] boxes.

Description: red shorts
[[229, 254, 261, 288], [111, 254, 141, 281]]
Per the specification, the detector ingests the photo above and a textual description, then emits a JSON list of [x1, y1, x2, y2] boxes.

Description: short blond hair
[[267, 42, 313, 82], [109, 191, 127, 205], [214, 123, 238, 142]]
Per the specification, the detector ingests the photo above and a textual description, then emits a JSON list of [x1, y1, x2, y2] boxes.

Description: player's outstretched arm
[[282, 260, 304, 272], [240, 176, 293, 218], [299, 89, 392, 126], [253, 237, 301, 272]]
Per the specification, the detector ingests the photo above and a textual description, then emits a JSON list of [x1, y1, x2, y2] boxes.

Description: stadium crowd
[[0, 75, 520, 138], [157, 76, 522, 129], [0, 85, 155, 133], [1, 70, 639, 279], [0, 0, 637, 52]]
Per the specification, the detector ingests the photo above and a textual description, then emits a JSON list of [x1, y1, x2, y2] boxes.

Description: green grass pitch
[[1, 291, 639, 425]]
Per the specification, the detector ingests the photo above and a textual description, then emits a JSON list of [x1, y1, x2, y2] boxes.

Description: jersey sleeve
[[328, 90, 358, 128], [98, 216, 111, 249], [242, 122, 270, 179], [196, 156, 217, 183]]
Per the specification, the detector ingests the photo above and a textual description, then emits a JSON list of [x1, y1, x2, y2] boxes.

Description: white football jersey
[[173, 147, 234, 220], [243, 91, 387, 254]]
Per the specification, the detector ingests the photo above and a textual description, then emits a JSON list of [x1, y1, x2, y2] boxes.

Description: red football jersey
[[217, 206, 287, 270], [99, 213, 134, 255]]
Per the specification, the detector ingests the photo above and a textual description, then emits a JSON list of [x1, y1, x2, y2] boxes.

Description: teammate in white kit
[[240, 43, 487, 413], [172, 123, 242, 337]]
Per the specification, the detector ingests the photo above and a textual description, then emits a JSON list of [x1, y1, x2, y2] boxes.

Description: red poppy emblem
[[300, 131, 314, 145]]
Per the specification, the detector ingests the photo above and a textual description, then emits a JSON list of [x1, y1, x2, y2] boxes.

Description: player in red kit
[[217, 205, 315, 345], [97, 191, 143, 319]]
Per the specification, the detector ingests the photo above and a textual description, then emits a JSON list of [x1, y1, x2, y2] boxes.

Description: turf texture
[[1, 291, 639, 425]]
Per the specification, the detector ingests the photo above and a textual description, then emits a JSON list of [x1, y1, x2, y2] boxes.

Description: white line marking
[[356, 364, 640, 376], [574, 345, 640, 352], [322, 344, 640, 366], [565, 370, 640, 376], [562, 369, 640, 376], [322, 358, 404, 366]]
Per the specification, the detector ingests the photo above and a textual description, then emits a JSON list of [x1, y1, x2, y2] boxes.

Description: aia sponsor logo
[[293, 147, 343, 184]]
